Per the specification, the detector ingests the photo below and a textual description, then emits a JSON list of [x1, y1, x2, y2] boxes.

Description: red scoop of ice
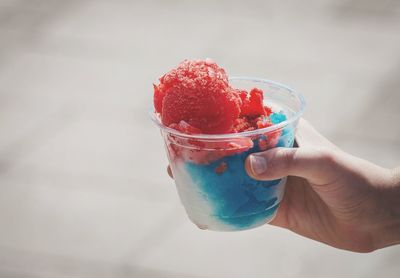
[[154, 59, 242, 134]]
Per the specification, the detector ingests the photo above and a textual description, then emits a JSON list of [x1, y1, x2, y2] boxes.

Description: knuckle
[[315, 147, 337, 168], [281, 148, 294, 170], [268, 148, 293, 173]]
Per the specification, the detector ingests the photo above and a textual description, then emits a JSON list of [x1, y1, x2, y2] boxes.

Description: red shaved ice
[[153, 59, 277, 136], [154, 59, 241, 134]]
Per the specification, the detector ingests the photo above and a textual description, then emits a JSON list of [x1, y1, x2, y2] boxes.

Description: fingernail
[[249, 155, 267, 175]]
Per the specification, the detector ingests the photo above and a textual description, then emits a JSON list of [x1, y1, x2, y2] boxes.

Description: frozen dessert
[[152, 59, 304, 231], [154, 59, 274, 135]]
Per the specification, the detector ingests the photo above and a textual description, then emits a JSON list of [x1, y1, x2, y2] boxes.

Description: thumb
[[245, 147, 338, 185]]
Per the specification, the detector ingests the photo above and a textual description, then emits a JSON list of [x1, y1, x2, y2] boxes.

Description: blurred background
[[0, 0, 399, 277]]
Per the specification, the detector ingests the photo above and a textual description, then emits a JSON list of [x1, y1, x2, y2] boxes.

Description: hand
[[245, 119, 400, 252]]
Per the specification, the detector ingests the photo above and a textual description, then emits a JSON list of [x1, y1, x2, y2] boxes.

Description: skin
[[167, 119, 400, 252]]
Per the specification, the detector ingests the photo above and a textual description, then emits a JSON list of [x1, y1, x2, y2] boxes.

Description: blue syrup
[[185, 112, 294, 230]]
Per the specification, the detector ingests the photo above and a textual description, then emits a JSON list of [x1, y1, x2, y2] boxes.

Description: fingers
[[245, 147, 338, 185], [245, 119, 340, 185], [167, 165, 173, 178]]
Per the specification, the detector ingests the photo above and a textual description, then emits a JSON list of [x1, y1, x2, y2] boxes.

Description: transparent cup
[[151, 77, 306, 231]]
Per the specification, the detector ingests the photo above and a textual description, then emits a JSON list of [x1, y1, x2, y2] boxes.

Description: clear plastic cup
[[151, 77, 306, 231]]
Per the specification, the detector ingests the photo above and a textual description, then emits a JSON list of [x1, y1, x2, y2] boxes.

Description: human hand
[[245, 119, 400, 252]]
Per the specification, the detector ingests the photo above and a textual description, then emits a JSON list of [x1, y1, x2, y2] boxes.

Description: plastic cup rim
[[149, 76, 306, 139]]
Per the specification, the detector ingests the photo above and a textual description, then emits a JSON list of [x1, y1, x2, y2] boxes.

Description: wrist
[[372, 168, 400, 250]]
